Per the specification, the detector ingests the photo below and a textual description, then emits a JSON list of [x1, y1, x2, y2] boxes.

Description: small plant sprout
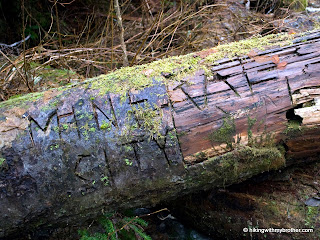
[[101, 176, 109, 186], [125, 159, 133, 166]]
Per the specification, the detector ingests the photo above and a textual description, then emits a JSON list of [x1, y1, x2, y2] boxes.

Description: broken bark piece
[[1, 31, 320, 238]]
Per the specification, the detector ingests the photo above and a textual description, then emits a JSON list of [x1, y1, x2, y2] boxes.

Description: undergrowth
[[79, 213, 151, 240]]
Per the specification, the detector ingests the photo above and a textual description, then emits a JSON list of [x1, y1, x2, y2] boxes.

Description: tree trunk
[[1, 30, 320, 238]]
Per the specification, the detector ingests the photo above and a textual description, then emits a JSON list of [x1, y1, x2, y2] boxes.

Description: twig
[[0, 50, 30, 91], [130, 10, 162, 66], [114, 0, 129, 67], [21, 0, 32, 92], [0, 34, 31, 50], [54, 0, 63, 49]]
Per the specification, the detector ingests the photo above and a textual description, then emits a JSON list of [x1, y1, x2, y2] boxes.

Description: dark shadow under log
[[1, 30, 320, 238]]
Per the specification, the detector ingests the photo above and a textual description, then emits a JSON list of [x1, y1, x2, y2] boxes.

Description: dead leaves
[[0, 107, 29, 149], [276, 61, 287, 70], [248, 50, 288, 70], [0, 107, 29, 132], [0, 116, 28, 132]]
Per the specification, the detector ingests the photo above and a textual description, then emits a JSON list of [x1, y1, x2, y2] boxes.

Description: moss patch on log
[[88, 32, 294, 100], [0, 32, 296, 111], [0, 92, 44, 109], [186, 146, 285, 188]]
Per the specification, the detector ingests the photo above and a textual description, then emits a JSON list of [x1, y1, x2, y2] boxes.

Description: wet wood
[[1, 31, 320, 238], [173, 32, 320, 162]]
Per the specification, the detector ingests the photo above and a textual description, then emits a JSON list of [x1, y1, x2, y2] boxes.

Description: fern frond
[[132, 218, 149, 227], [129, 224, 152, 240]]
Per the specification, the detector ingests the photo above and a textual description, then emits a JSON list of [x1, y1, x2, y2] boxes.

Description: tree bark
[[1, 30, 320, 238]]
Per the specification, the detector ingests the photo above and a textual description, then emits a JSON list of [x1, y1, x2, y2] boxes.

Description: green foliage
[[124, 159, 133, 166], [284, 119, 303, 137], [305, 206, 319, 228], [281, 0, 308, 10], [79, 213, 151, 240], [0, 157, 5, 166], [127, 102, 163, 140], [100, 176, 109, 186], [208, 116, 236, 150], [100, 120, 112, 131], [247, 116, 257, 143]]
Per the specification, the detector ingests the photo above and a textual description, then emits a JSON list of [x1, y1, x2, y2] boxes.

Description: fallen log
[[1, 30, 320, 238]]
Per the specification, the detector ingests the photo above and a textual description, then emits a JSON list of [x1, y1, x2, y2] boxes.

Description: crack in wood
[[154, 130, 171, 166], [132, 143, 142, 171], [91, 101, 100, 129], [223, 81, 240, 97], [167, 98, 184, 166], [28, 123, 35, 147], [92, 102, 117, 128], [57, 112, 73, 119], [56, 112, 62, 140], [244, 72, 253, 93], [238, 57, 253, 93], [286, 76, 293, 104], [251, 76, 278, 85], [72, 106, 81, 139], [180, 87, 202, 110], [215, 105, 228, 115], [204, 75, 208, 107], [74, 155, 91, 181], [103, 148, 114, 187], [108, 96, 119, 128]]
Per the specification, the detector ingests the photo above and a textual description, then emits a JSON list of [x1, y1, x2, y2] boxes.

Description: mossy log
[[1, 30, 320, 238]]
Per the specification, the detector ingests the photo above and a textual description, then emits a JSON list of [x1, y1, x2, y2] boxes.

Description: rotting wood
[[1, 31, 320, 238]]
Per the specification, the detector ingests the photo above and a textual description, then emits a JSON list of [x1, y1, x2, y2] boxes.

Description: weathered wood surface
[[1, 31, 320, 238]]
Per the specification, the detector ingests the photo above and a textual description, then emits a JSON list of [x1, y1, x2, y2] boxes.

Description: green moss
[[303, 101, 314, 108], [305, 206, 319, 228], [89, 127, 96, 132], [128, 102, 163, 140], [282, 0, 308, 10], [87, 32, 295, 100], [100, 120, 112, 131], [247, 116, 257, 142], [208, 116, 236, 150], [284, 120, 303, 137], [124, 145, 133, 151], [124, 158, 133, 166], [50, 144, 59, 150], [40, 99, 61, 111], [0, 92, 44, 109], [0, 157, 5, 166], [101, 176, 109, 186], [1, 31, 297, 112], [188, 146, 285, 188], [204, 33, 294, 64], [195, 151, 207, 161], [53, 126, 60, 133], [8, 94, 23, 100]]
